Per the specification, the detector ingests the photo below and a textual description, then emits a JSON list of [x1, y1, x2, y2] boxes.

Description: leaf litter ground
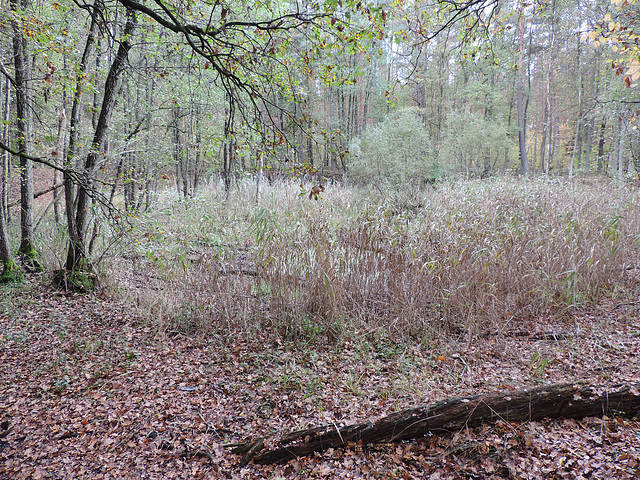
[[1, 276, 639, 479]]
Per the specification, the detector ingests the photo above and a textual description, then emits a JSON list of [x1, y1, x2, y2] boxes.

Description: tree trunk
[[539, 71, 549, 175], [64, 8, 137, 281], [517, 4, 529, 176], [1, 77, 10, 224], [545, 0, 558, 177], [583, 117, 594, 173], [583, 58, 599, 173], [1, 30, 17, 279], [172, 104, 182, 196], [255, 150, 263, 204], [232, 382, 640, 467], [571, 110, 583, 176], [570, 35, 584, 177], [192, 105, 201, 192], [0, 191, 20, 282], [616, 121, 626, 183], [597, 116, 607, 174], [53, 108, 67, 223], [11, 0, 42, 272], [63, 4, 100, 282], [222, 91, 234, 194], [0, 129, 19, 282], [307, 114, 314, 168]]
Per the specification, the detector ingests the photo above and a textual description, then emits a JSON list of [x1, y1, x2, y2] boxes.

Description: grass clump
[[123, 176, 640, 343]]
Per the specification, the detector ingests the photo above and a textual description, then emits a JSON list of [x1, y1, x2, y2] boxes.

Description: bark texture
[[516, 4, 529, 176], [66, 8, 137, 274], [11, 0, 41, 271], [232, 382, 640, 466]]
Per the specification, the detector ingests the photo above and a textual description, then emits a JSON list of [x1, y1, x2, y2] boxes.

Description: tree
[[586, 0, 639, 177], [439, 109, 513, 177], [348, 108, 437, 186], [10, 0, 42, 272], [594, 0, 640, 89], [58, 5, 138, 288], [0, 53, 20, 281], [0, 150, 20, 282], [516, 1, 529, 176]]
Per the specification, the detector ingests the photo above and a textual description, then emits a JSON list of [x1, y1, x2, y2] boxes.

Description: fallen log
[[231, 382, 640, 466]]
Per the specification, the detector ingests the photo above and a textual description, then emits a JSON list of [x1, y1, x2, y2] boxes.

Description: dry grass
[[112, 176, 640, 343]]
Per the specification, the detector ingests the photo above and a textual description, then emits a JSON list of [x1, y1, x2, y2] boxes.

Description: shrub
[[438, 109, 516, 176], [348, 108, 441, 187]]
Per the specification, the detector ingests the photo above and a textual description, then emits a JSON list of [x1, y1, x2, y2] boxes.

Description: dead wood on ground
[[230, 382, 640, 466]]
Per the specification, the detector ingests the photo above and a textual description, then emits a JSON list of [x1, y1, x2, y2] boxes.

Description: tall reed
[[124, 177, 640, 342]]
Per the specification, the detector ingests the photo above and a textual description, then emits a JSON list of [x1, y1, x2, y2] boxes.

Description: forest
[[1, 0, 640, 478]]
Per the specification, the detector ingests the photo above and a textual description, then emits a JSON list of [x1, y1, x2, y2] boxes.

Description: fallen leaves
[[1, 278, 639, 478]]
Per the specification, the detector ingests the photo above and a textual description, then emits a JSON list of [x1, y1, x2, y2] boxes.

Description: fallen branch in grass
[[229, 382, 640, 466]]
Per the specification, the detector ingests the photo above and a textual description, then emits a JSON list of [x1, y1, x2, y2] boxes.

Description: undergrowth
[[115, 176, 640, 343]]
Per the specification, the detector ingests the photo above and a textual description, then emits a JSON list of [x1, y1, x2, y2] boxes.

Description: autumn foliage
[[308, 184, 325, 200]]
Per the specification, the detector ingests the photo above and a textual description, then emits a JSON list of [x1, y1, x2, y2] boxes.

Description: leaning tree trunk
[[61, 2, 100, 288], [64, 8, 137, 285], [11, 0, 42, 272], [232, 382, 640, 466]]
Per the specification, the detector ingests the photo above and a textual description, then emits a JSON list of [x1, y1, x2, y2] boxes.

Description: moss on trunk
[[1, 259, 24, 284], [52, 257, 97, 292], [20, 243, 43, 273]]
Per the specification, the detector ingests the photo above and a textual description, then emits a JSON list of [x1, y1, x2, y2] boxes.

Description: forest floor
[[1, 275, 640, 479]]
